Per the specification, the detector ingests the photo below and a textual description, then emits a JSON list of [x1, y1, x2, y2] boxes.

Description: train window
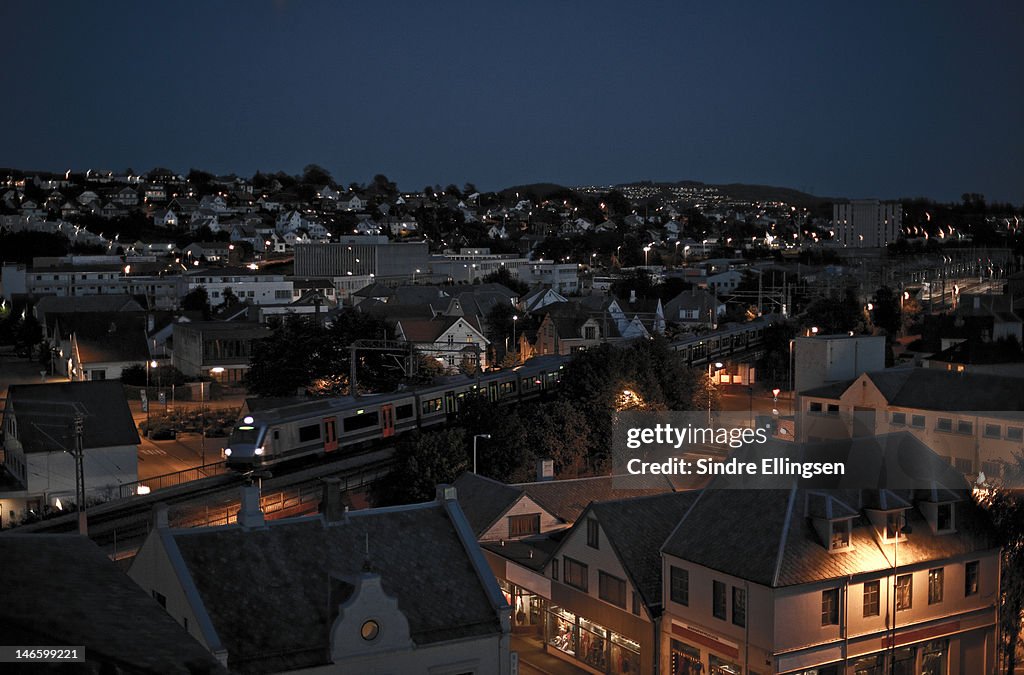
[[298, 424, 321, 443], [396, 403, 414, 420], [344, 412, 380, 432], [421, 398, 443, 415], [499, 381, 516, 396]]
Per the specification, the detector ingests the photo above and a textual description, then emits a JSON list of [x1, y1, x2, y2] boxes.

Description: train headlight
[[224, 448, 232, 456], [254, 447, 265, 456]]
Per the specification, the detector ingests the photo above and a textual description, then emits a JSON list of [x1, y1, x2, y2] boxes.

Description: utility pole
[[73, 412, 87, 536]]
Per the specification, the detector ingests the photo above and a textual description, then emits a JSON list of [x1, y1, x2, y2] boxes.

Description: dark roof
[[35, 294, 143, 322], [927, 339, 1024, 365], [589, 491, 699, 611], [453, 473, 524, 535], [804, 367, 1024, 411], [170, 501, 503, 672], [662, 434, 998, 587], [54, 312, 151, 363], [6, 380, 140, 452], [516, 473, 677, 522], [0, 535, 225, 674]]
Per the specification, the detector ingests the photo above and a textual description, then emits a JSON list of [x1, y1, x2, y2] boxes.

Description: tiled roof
[[590, 491, 699, 611], [0, 534, 225, 674], [170, 502, 503, 673], [453, 473, 524, 535], [516, 473, 677, 523], [6, 380, 140, 453]]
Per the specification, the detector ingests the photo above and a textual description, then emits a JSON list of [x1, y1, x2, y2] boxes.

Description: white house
[[0, 381, 140, 524], [395, 315, 490, 372]]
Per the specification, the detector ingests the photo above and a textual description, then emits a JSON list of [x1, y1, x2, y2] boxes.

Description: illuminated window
[[896, 574, 912, 611], [928, 568, 944, 605]]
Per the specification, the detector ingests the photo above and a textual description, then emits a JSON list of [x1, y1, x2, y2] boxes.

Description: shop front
[[668, 620, 743, 675], [499, 579, 544, 635], [545, 605, 641, 675]]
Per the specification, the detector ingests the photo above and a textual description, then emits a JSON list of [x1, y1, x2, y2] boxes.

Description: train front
[[224, 414, 268, 469]]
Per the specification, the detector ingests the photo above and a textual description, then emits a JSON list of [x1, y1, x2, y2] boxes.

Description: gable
[[479, 495, 562, 542]]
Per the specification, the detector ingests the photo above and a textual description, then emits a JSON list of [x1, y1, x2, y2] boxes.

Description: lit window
[[863, 580, 880, 617], [896, 574, 912, 611]]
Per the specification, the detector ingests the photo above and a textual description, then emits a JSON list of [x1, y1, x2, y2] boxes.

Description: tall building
[[833, 200, 902, 248], [294, 237, 430, 280]]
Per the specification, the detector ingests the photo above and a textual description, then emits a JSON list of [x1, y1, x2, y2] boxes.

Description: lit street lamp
[[473, 434, 491, 474], [511, 315, 518, 362], [707, 361, 723, 423], [643, 245, 651, 267]]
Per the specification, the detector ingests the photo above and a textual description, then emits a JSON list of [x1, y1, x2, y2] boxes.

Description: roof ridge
[[770, 485, 799, 587]]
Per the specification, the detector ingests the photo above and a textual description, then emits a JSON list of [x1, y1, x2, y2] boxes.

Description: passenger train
[[223, 317, 774, 470]]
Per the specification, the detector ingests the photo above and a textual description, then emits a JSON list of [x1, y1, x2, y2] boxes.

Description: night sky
[[2, 1, 1022, 203]]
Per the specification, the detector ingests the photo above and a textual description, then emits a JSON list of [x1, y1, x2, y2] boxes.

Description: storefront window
[[709, 653, 741, 675], [851, 654, 883, 675], [546, 606, 577, 656], [671, 639, 703, 675], [578, 617, 608, 671], [610, 633, 640, 674], [892, 647, 914, 675], [920, 640, 948, 675]]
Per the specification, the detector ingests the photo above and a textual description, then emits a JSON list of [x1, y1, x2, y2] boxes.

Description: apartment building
[[833, 200, 902, 248], [797, 367, 1024, 478]]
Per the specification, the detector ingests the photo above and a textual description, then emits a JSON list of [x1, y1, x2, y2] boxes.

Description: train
[[223, 316, 775, 470]]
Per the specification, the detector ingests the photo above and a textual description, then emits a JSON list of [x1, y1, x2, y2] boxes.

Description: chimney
[[320, 477, 345, 522], [236, 485, 265, 528], [629, 289, 636, 304], [536, 458, 554, 482], [435, 484, 458, 502]]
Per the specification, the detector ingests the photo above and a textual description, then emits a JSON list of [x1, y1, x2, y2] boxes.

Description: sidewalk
[[512, 634, 589, 675]]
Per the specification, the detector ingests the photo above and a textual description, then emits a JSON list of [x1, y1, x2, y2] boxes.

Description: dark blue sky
[[2, 1, 1022, 202]]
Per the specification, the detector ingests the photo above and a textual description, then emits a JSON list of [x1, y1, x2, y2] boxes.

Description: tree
[[374, 428, 468, 505], [978, 456, 1024, 674], [870, 286, 901, 337], [302, 164, 332, 187], [480, 267, 528, 296], [181, 286, 212, 319], [15, 310, 42, 358], [219, 287, 240, 309], [0, 231, 69, 264], [802, 287, 865, 335]]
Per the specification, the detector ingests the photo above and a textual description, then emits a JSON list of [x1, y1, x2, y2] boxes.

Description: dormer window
[[830, 519, 852, 550], [936, 503, 953, 531], [884, 511, 906, 541]]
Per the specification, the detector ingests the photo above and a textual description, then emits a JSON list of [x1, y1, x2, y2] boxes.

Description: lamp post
[[707, 361, 723, 423], [145, 360, 151, 427], [511, 315, 518, 362], [473, 434, 491, 474], [151, 360, 160, 412], [788, 339, 795, 414], [643, 245, 651, 267]]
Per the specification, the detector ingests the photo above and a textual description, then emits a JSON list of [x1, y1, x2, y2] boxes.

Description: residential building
[[178, 267, 294, 307], [129, 484, 512, 674], [171, 320, 271, 383], [664, 289, 725, 328], [394, 315, 489, 372], [0, 381, 140, 522], [833, 200, 902, 248], [797, 367, 1024, 478], [660, 435, 998, 675]]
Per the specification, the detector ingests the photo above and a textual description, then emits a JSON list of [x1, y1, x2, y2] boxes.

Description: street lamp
[[707, 361, 723, 423], [473, 434, 491, 474], [150, 360, 161, 413], [643, 245, 651, 267], [511, 315, 519, 362]]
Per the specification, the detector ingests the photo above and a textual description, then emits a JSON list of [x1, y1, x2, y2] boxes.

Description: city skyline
[[1, 1, 1022, 203]]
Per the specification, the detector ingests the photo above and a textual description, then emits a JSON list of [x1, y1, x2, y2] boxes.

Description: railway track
[[4, 446, 395, 561]]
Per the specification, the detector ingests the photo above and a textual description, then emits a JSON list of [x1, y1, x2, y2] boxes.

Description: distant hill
[[497, 183, 577, 201], [618, 180, 833, 207]]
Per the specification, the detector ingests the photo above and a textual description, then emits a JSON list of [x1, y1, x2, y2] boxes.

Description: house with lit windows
[[659, 434, 999, 675], [394, 315, 489, 372]]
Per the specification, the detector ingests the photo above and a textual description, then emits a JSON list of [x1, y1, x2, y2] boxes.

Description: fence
[[119, 461, 229, 498]]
